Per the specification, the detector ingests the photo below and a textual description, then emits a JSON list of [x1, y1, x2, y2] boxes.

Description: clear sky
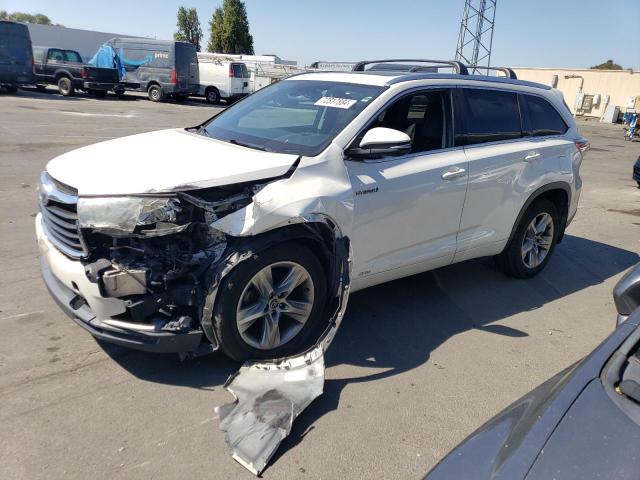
[[4, 0, 639, 69]]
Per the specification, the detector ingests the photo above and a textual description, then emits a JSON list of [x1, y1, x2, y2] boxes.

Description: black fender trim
[[505, 182, 572, 248]]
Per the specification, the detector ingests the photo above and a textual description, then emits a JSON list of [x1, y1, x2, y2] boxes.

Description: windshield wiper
[[228, 139, 268, 151]]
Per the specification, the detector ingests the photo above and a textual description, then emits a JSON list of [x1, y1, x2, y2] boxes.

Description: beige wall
[[511, 67, 640, 118]]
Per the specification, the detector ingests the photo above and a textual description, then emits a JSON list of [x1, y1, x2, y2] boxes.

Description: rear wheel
[[147, 84, 164, 102], [205, 87, 220, 104], [495, 199, 559, 278], [57, 77, 74, 96], [213, 243, 327, 362]]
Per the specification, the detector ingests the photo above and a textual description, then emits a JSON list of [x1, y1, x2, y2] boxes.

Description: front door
[[346, 89, 469, 287]]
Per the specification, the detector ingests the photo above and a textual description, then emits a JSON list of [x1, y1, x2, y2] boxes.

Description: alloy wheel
[[235, 261, 314, 350], [521, 212, 554, 269]]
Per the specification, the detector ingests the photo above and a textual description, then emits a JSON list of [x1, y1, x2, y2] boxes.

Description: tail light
[[80, 67, 88, 79], [170, 68, 177, 84], [574, 138, 590, 154], [229, 64, 234, 78]]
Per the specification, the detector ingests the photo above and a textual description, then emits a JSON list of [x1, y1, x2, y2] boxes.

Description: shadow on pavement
[[100, 234, 638, 463]]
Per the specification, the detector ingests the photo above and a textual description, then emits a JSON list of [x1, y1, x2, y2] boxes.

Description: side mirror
[[347, 127, 411, 159], [614, 263, 640, 326]]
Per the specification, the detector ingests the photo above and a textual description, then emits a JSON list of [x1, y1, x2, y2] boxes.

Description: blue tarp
[[88, 44, 126, 80]]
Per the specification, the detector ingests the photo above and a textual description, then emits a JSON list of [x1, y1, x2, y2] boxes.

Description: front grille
[[39, 172, 86, 259]]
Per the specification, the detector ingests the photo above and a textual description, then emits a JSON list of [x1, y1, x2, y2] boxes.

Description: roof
[[287, 71, 551, 90]]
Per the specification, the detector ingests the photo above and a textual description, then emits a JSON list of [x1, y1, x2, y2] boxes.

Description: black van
[[107, 38, 199, 102], [0, 21, 35, 92]]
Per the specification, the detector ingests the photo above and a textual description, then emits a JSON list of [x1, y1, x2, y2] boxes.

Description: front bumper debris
[[41, 257, 203, 353], [217, 345, 325, 475]]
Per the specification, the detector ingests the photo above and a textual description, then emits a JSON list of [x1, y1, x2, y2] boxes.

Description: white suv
[[36, 60, 588, 361]]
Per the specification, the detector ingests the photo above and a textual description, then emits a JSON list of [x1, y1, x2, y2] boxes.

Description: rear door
[[347, 88, 469, 284], [174, 42, 198, 92], [453, 88, 542, 262], [0, 24, 33, 82], [230, 63, 250, 95]]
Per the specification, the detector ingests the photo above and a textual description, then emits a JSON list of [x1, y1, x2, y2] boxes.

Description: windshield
[[203, 80, 384, 156]]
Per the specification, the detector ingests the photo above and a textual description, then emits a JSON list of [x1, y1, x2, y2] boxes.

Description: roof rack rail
[[352, 59, 469, 75], [467, 66, 518, 79]]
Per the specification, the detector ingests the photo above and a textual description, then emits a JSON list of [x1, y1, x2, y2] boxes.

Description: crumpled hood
[[46, 129, 299, 195]]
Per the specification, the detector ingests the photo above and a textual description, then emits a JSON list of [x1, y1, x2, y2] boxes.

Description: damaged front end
[[38, 139, 355, 475], [38, 169, 271, 355]]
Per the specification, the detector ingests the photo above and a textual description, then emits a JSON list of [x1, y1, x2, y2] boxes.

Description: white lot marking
[[57, 111, 136, 118], [0, 311, 44, 321]]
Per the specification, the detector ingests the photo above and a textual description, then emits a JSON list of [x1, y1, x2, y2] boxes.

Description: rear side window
[[522, 95, 568, 136], [456, 89, 523, 146], [232, 63, 250, 78]]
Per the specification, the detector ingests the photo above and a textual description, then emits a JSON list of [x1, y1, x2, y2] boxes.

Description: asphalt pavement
[[1, 87, 639, 479]]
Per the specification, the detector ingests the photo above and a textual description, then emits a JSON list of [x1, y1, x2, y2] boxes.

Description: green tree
[[206, 0, 254, 54], [174, 6, 203, 52], [0, 11, 60, 25], [207, 7, 225, 52], [591, 59, 622, 70]]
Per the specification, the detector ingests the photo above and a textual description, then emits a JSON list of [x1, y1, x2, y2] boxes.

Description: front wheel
[[213, 243, 327, 362], [57, 77, 74, 96], [495, 199, 559, 278]]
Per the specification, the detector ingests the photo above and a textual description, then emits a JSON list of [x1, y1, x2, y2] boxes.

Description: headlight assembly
[[77, 196, 185, 237]]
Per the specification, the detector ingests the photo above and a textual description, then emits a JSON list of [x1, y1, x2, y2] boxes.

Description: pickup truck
[[32, 46, 123, 97]]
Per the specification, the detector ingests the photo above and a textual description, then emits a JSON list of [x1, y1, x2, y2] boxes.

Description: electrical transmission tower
[[455, 0, 497, 74]]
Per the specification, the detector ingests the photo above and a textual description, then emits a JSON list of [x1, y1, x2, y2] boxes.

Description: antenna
[[455, 0, 497, 74]]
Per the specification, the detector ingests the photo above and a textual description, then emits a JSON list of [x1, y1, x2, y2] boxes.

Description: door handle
[[524, 151, 541, 161], [441, 167, 466, 180]]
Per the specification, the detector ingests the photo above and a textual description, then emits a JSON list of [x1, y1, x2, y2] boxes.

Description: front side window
[[362, 90, 449, 153], [456, 89, 523, 146], [522, 95, 568, 136], [203, 80, 384, 156], [47, 49, 82, 63], [47, 49, 64, 62]]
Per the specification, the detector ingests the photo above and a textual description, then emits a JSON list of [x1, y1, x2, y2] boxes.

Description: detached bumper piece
[[216, 346, 325, 475], [41, 259, 202, 353]]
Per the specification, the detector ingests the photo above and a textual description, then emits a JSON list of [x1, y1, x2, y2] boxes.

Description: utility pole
[[455, 0, 497, 74]]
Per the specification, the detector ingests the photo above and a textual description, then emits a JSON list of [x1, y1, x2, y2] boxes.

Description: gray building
[[27, 24, 145, 62]]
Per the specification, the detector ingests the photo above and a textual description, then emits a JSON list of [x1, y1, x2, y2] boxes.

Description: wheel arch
[[507, 182, 572, 246], [146, 81, 161, 91], [200, 217, 349, 347], [54, 69, 72, 81]]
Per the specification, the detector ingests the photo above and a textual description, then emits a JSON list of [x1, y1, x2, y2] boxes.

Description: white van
[[197, 57, 251, 104]]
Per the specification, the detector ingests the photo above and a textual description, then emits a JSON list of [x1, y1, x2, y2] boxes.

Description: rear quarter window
[[456, 89, 523, 146], [522, 95, 568, 136]]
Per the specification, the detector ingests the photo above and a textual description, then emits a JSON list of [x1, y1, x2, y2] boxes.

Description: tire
[[205, 87, 220, 104], [57, 76, 74, 96], [495, 199, 559, 278], [147, 84, 164, 102], [213, 242, 328, 362]]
